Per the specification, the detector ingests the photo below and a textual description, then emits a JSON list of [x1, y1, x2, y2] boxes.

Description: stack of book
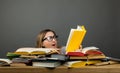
[[7, 47, 60, 59], [5, 25, 110, 68], [67, 46, 106, 60], [7, 48, 69, 68], [6, 47, 66, 67], [64, 25, 107, 68], [64, 46, 106, 68], [32, 58, 61, 68], [32, 54, 69, 68]]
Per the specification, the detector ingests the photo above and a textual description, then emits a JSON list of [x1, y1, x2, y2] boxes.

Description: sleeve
[[60, 46, 66, 55]]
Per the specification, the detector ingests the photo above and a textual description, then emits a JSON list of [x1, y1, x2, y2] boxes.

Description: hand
[[49, 48, 60, 54], [79, 45, 82, 49], [75, 45, 83, 52]]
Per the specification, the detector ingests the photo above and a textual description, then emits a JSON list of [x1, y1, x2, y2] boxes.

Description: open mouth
[[52, 44, 56, 47]]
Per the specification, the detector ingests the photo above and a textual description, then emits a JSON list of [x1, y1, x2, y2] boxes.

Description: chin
[[51, 46, 57, 48]]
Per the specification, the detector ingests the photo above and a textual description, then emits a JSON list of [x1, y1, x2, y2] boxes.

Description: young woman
[[36, 29, 82, 54], [36, 29, 65, 54]]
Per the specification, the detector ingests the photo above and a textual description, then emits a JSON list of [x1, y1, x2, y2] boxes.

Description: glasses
[[42, 35, 58, 42]]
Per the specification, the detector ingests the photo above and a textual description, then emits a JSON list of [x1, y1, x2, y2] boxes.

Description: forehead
[[45, 31, 54, 37]]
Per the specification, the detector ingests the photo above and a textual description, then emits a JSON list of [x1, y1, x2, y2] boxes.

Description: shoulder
[[60, 46, 66, 54]]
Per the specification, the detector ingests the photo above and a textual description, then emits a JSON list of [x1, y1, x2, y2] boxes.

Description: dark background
[[0, 0, 120, 58]]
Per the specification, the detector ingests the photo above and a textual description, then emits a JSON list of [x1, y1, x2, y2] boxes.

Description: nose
[[52, 38, 56, 41]]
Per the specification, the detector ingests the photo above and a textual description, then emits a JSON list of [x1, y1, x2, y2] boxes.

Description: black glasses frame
[[42, 35, 58, 42]]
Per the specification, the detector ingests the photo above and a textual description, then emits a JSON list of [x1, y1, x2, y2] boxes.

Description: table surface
[[0, 62, 120, 73]]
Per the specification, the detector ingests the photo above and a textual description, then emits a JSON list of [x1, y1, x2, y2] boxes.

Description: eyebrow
[[44, 35, 55, 38]]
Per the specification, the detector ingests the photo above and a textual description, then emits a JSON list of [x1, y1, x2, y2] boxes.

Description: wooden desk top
[[0, 63, 120, 73]]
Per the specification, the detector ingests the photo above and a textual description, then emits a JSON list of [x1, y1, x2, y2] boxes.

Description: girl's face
[[42, 31, 58, 48]]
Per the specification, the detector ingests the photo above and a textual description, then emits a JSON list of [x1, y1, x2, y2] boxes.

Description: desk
[[0, 63, 120, 73]]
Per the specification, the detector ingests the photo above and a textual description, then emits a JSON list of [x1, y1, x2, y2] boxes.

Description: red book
[[85, 50, 103, 55], [67, 52, 85, 57], [66, 46, 104, 57]]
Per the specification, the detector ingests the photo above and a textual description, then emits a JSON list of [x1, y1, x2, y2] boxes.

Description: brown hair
[[36, 29, 57, 48]]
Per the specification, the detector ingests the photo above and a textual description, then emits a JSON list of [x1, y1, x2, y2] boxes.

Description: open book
[[64, 60, 101, 68], [14, 47, 57, 55], [65, 25, 87, 53], [0, 58, 12, 66], [67, 46, 106, 59]]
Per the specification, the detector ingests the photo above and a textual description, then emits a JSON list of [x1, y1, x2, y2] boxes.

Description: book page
[[0, 58, 12, 64], [81, 46, 99, 54], [15, 47, 53, 54]]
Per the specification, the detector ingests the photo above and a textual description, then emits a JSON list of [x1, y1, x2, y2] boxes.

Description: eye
[[47, 36, 53, 40]]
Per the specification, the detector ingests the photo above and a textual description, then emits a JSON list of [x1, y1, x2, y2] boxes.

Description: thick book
[[20, 54, 46, 59], [66, 25, 87, 53], [12, 58, 32, 66], [6, 52, 21, 60], [48, 54, 69, 61], [32, 60, 61, 68], [69, 54, 106, 60]]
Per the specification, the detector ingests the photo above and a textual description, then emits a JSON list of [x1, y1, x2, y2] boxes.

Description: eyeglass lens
[[43, 36, 58, 42]]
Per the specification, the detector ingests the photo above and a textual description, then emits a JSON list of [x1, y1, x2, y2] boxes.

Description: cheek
[[42, 41, 51, 47]]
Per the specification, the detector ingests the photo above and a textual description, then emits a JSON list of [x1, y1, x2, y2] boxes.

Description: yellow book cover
[[64, 61, 87, 68], [65, 60, 102, 68], [86, 60, 102, 65], [66, 25, 87, 53]]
